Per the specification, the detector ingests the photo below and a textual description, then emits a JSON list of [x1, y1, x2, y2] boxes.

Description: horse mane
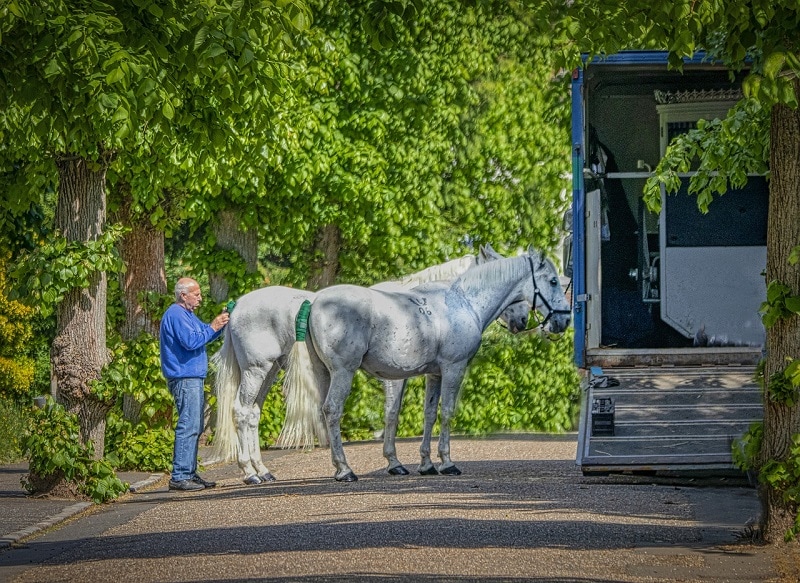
[[394, 255, 477, 289], [453, 254, 530, 294]]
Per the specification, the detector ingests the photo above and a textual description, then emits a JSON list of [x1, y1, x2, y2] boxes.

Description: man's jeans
[[168, 377, 205, 482]]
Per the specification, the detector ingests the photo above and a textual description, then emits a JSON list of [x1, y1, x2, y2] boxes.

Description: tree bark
[[307, 223, 341, 290], [51, 155, 111, 460], [209, 208, 258, 303], [759, 78, 800, 543], [114, 188, 167, 423], [117, 196, 166, 340]]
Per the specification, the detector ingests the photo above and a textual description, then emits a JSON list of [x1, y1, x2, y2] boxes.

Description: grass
[[0, 396, 29, 464]]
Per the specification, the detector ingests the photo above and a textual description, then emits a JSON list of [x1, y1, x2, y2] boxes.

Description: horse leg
[[418, 374, 441, 475], [250, 364, 283, 483], [234, 367, 272, 485], [322, 370, 358, 482], [382, 379, 409, 475], [436, 366, 468, 476]]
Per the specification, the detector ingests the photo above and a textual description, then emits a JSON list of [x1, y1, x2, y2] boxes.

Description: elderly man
[[160, 277, 229, 491]]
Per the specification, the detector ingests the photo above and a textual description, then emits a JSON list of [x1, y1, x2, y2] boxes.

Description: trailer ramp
[[577, 365, 762, 475]]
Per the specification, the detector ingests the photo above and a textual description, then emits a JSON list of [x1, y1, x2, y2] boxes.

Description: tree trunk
[[117, 197, 166, 341], [307, 223, 341, 290], [209, 208, 258, 303], [115, 189, 167, 423], [759, 79, 800, 544], [50, 155, 111, 461]]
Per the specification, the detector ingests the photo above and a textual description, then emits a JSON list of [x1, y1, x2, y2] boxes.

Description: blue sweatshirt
[[159, 303, 223, 380]]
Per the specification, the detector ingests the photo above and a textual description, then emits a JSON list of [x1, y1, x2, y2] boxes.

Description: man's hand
[[211, 311, 230, 332]]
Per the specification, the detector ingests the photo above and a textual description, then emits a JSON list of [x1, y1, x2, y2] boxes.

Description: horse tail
[[208, 326, 240, 463], [275, 300, 329, 449]]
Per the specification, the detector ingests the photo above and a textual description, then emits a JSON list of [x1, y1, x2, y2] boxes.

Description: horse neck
[[454, 257, 529, 331]]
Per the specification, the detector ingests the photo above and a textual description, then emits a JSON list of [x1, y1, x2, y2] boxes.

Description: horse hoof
[[259, 472, 277, 483], [439, 465, 462, 476], [243, 475, 262, 485], [335, 471, 358, 482], [418, 466, 439, 476], [388, 465, 410, 476]]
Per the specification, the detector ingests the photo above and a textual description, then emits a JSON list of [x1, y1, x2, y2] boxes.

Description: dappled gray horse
[[279, 250, 571, 481]]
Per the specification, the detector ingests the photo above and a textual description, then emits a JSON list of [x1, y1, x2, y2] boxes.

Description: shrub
[[0, 395, 28, 463], [22, 397, 128, 503]]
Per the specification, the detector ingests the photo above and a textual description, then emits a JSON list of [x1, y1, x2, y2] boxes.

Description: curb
[[0, 473, 166, 549], [0, 502, 92, 549], [128, 473, 168, 493]]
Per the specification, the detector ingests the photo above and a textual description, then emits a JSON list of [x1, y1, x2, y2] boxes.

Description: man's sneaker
[[192, 475, 217, 488], [169, 479, 205, 491]]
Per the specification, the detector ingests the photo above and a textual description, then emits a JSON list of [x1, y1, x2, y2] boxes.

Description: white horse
[[209, 245, 526, 484], [279, 250, 571, 481]]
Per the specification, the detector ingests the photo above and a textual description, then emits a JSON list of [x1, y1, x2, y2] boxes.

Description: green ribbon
[[295, 299, 312, 341]]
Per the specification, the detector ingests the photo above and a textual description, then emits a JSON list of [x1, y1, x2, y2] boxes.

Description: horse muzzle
[[545, 312, 571, 334]]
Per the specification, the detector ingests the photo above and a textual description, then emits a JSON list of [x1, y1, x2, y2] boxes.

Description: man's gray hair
[[174, 279, 195, 301]]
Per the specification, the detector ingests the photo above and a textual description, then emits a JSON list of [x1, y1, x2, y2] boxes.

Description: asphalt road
[[0, 434, 794, 583]]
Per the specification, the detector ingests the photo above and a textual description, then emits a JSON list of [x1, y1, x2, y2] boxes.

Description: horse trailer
[[567, 51, 766, 475]]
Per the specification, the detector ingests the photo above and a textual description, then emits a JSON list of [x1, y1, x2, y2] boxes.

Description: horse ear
[[478, 243, 500, 264], [527, 245, 546, 269]]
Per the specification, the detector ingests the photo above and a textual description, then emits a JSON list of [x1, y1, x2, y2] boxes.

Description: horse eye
[[550, 277, 558, 286]]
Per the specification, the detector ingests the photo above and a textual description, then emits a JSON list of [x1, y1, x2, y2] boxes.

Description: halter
[[527, 255, 571, 329]]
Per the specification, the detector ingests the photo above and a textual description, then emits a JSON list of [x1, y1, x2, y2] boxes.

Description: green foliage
[[257, 382, 289, 448], [760, 281, 800, 329], [92, 334, 170, 413], [184, 245, 263, 301], [9, 226, 126, 318], [22, 398, 128, 503], [341, 372, 388, 441], [454, 326, 580, 434], [106, 411, 174, 472], [732, 421, 763, 473], [254, 0, 571, 286], [643, 99, 770, 214], [790, 245, 800, 267], [767, 366, 800, 407], [758, 434, 800, 542], [733, 423, 800, 542], [101, 334, 176, 471], [0, 395, 28, 463], [553, 1, 800, 109]]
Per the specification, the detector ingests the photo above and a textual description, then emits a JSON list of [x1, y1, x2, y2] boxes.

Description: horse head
[[525, 245, 571, 334]]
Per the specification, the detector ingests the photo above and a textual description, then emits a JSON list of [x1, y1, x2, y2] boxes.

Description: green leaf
[[786, 296, 800, 315], [162, 100, 175, 120], [112, 107, 129, 124], [764, 51, 786, 79], [106, 68, 125, 84]]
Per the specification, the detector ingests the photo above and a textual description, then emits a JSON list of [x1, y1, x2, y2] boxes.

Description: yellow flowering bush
[[0, 254, 36, 399]]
